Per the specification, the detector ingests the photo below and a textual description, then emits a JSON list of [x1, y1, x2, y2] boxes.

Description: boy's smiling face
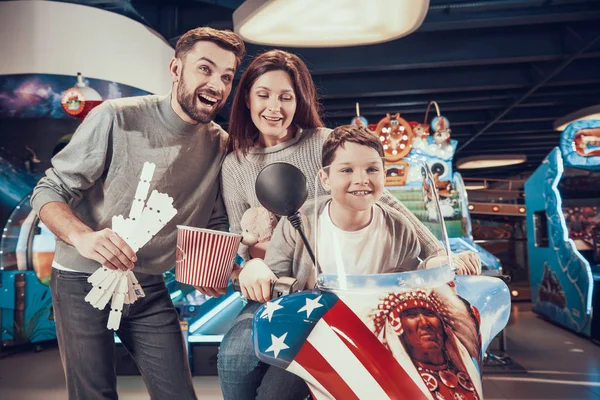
[[320, 142, 385, 213]]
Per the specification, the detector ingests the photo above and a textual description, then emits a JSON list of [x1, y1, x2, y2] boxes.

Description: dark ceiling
[[65, 0, 600, 179]]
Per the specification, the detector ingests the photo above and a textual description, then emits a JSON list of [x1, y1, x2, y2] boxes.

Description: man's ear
[[319, 169, 330, 191], [169, 57, 182, 84]]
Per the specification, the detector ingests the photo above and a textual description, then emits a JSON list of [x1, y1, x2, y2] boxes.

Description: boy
[[238, 124, 430, 302], [222, 125, 480, 400]]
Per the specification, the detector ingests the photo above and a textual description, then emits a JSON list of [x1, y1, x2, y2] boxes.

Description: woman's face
[[248, 70, 297, 146]]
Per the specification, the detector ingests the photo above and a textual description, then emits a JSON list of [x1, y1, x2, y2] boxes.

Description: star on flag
[[260, 298, 284, 322], [265, 332, 289, 358], [298, 295, 324, 318]]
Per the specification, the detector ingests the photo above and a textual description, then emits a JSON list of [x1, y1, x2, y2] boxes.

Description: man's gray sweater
[[31, 94, 229, 275]]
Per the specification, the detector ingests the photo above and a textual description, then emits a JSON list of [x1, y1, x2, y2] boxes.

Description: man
[[31, 27, 245, 400]]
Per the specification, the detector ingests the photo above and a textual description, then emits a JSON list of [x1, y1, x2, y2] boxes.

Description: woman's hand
[[195, 264, 241, 298], [238, 258, 277, 302], [248, 241, 269, 259]]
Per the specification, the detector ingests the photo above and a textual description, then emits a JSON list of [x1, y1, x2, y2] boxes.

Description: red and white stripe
[[287, 300, 429, 400], [175, 227, 241, 287]]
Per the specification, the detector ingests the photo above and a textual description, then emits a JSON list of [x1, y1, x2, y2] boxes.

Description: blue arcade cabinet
[[525, 120, 600, 341], [1, 191, 57, 349]]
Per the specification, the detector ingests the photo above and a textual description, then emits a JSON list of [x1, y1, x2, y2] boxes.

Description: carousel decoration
[[374, 101, 459, 191], [411, 120, 430, 146], [61, 72, 103, 120], [351, 102, 369, 127], [376, 113, 414, 163], [425, 102, 454, 198], [412, 101, 453, 156], [432, 115, 452, 149], [373, 112, 414, 186]]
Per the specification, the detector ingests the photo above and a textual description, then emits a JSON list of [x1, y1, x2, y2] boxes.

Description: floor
[[1, 304, 599, 400]]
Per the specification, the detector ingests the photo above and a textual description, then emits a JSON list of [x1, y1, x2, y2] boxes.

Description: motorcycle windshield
[[311, 159, 453, 292]]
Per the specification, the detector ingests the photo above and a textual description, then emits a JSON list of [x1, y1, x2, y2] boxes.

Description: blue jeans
[[50, 268, 196, 400], [218, 301, 309, 400]]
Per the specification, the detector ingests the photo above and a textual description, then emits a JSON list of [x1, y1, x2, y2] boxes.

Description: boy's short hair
[[175, 27, 246, 68], [322, 125, 384, 167]]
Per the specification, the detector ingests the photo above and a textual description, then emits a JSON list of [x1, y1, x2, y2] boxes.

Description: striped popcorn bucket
[[175, 226, 242, 288]]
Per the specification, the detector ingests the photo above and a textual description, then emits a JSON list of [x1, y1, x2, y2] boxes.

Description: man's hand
[[238, 259, 277, 303], [70, 228, 136, 271]]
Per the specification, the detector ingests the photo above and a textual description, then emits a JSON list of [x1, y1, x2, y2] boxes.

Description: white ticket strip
[[85, 162, 177, 330]]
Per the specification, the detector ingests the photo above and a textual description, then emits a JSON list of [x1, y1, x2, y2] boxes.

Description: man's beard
[[176, 76, 222, 124]]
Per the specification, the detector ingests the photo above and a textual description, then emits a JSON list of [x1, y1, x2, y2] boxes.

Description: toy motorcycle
[[247, 162, 510, 400]]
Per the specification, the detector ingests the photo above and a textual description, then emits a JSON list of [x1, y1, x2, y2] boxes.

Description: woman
[[218, 49, 329, 400], [221, 49, 448, 268], [216, 49, 478, 400]]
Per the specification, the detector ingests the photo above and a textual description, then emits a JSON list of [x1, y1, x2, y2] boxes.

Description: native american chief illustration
[[370, 283, 483, 400]]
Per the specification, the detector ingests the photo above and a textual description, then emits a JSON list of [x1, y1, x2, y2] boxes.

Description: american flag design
[[175, 226, 241, 287], [254, 282, 484, 400]]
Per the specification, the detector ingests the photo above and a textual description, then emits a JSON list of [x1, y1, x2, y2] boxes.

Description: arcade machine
[[0, 73, 102, 350], [368, 101, 502, 276], [525, 119, 600, 342], [0, 185, 56, 349]]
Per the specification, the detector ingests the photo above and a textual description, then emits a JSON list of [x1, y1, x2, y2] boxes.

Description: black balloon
[[255, 162, 308, 217]]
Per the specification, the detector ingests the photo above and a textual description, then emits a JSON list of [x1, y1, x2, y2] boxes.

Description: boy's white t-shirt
[[316, 202, 392, 275]]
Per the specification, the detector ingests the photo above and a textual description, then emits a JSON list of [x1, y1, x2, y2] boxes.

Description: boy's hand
[[453, 251, 481, 275], [423, 251, 481, 275], [238, 259, 277, 303]]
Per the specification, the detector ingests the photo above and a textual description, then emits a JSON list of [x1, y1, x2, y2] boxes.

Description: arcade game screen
[[559, 170, 600, 265], [562, 200, 600, 265]]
